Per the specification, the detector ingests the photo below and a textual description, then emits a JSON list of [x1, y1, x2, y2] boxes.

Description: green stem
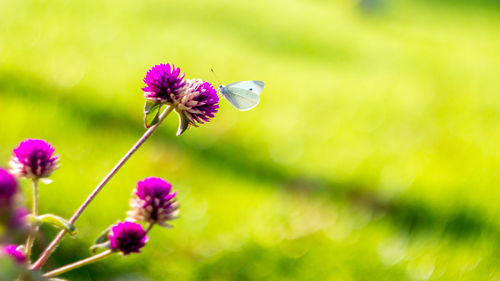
[[145, 222, 154, 234], [31, 106, 174, 270], [43, 249, 113, 277], [25, 179, 39, 262]]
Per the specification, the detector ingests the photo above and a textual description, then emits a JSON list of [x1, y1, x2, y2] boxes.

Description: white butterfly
[[218, 80, 265, 111]]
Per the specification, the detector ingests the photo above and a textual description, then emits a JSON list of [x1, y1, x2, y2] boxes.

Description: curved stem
[[25, 179, 39, 262], [43, 249, 113, 277], [31, 106, 174, 270], [145, 223, 154, 234]]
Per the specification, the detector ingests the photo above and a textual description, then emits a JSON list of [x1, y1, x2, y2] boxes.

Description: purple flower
[[108, 221, 148, 255], [174, 79, 219, 126], [0, 169, 18, 204], [127, 177, 179, 227], [10, 139, 60, 179], [2, 244, 26, 263], [142, 64, 186, 104], [9, 207, 28, 230]]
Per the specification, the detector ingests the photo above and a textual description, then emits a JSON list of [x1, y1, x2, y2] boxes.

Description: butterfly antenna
[[211, 68, 222, 87]]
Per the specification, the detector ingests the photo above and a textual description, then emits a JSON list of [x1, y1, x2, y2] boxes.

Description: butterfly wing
[[221, 80, 264, 111], [226, 80, 265, 95], [221, 85, 260, 111]]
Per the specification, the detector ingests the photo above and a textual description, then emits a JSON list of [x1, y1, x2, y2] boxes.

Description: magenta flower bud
[[2, 244, 26, 263], [108, 221, 148, 255], [142, 64, 186, 104], [175, 79, 219, 126], [0, 169, 18, 204], [10, 139, 60, 180], [127, 177, 179, 227]]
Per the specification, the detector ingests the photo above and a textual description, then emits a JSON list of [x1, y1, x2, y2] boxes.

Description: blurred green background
[[1, 0, 500, 280]]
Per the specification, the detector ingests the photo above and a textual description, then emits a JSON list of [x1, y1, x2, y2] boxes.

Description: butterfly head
[[217, 85, 225, 93]]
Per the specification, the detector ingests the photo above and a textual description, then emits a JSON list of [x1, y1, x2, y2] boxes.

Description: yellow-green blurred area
[[1, 0, 500, 279]]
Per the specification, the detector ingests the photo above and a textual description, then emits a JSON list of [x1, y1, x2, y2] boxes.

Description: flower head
[[0, 169, 18, 204], [2, 245, 26, 263], [10, 139, 59, 180], [108, 221, 148, 255], [9, 207, 28, 230], [174, 79, 219, 126], [142, 64, 186, 103], [127, 177, 179, 227]]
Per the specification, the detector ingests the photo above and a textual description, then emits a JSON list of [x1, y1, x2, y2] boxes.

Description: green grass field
[[1, 0, 500, 280]]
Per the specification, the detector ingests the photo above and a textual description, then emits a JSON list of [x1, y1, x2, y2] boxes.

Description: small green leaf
[[175, 110, 191, 136], [95, 225, 112, 244], [144, 100, 162, 128], [144, 100, 159, 114], [28, 214, 77, 236], [90, 241, 111, 254]]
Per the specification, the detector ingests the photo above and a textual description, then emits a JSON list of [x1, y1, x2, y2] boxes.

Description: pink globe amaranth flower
[[2, 244, 26, 263], [108, 221, 148, 255], [9, 207, 28, 230], [174, 79, 219, 126], [142, 63, 186, 104], [127, 177, 179, 227], [0, 169, 18, 204], [10, 139, 60, 180]]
